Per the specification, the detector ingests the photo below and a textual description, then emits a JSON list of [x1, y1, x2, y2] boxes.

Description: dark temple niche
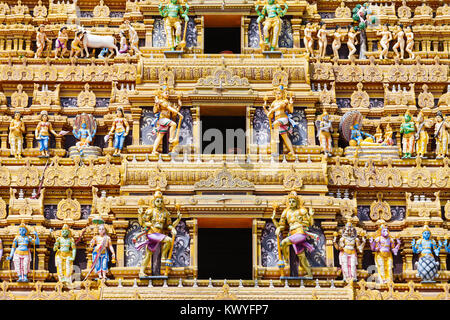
[[248, 17, 293, 49], [260, 221, 326, 274], [152, 17, 197, 48], [252, 107, 307, 146], [357, 205, 405, 222]]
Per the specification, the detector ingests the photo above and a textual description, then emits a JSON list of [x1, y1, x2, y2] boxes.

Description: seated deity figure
[[53, 224, 76, 284], [383, 124, 394, 146], [272, 191, 318, 279], [434, 111, 450, 159], [35, 110, 60, 157], [89, 223, 116, 280], [255, 0, 288, 52], [263, 85, 296, 155], [151, 86, 184, 154], [118, 30, 129, 55], [369, 222, 401, 283], [399, 110, 415, 159], [9, 111, 25, 159], [108, 107, 129, 156], [35, 24, 52, 58], [6, 222, 40, 282], [72, 113, 96, 157], [333, 220, 365, 282], [315, 110, 333, 156], [159, 0, 189, 51], [133, 190, 181, 278], [412, 225, 441, 283], [350, 123, 377, 146]]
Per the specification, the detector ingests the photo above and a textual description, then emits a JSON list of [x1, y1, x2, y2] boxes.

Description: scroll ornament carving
[[319, 82, 336, 105], [335, 1, 351, 18], [407, 157, 431, 188], [370, 192, 391, 221], [93, 156, 121, 185], [9, 188, 44, 216], [148, 170, 168, 190], [334, 59, 363, 82], [44, 157, 76, 187], [397, 0, 412, 19], [0, 162, 10, 186], [363, 56, 383, 82], [350, 82, 370, 108], [56, 189, 81, 220], [196, 66, 250, 88], [194, 167, 254, 190], [272, 68, 289, 87], [417, 84, 434, 109], [406, 191, 440, 218], [435, 158, 450, 188], [33, 0, 47, 18], [387, 58, 408, 82], [93, 0, 110, 18], [328, 157, 352, 186], [16, 159, 40, 186], [311, 62, 333, 81], [429, 57, 448, 83], [283, 168, 304, 190], [0, 197, 6, 219], [77, 83, 96, 108], [338, 194, 357, 220]]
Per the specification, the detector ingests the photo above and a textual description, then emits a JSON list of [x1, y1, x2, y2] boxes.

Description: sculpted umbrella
[[339, 110, 363, 142]]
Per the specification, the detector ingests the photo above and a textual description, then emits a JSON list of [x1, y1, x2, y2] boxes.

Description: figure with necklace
[[89, 222, 115, 280], [53, 224, 76, 284], [108, 107, 129, 156]]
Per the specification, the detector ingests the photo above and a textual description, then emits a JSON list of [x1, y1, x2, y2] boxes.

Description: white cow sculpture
[[80, 28, 119, 58]]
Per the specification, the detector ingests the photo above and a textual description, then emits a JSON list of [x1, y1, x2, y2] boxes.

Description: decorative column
[[321, 221, 337, 267], [145, 18, 154, 47], [191, 106, 200, 155], [130, 107, 142, 145], [0, 132, 7, 149], [253, 219, 265, 279], [113, 220, 129, 267], [241, 17, 249, 51], [37, 247, 46, 270], [186, 219, 197, 279], [195, 16, 204, 53], [25, 133, 34, 149], [305, 107, 316, 145], [291, 18, 302, 49]]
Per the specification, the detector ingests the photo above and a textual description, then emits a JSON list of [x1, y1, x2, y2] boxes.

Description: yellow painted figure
[[272, 191, 318, 279], [53, 224, 76, 284], [263, 85, 295, 155], [9, 111, 25, 159], [316, 110, 333, 156], [383, 123, 394, 146], [133, 190, 181, 278], [415, 111, 431, 158], [434, 111, 450, 159], [158, 0, 189, 51]]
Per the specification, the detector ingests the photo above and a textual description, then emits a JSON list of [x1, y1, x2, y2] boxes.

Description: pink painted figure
[[369, 223, 401, 283]]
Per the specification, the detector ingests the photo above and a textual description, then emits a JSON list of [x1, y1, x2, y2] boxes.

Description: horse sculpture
[[80, 28, 119, 58]]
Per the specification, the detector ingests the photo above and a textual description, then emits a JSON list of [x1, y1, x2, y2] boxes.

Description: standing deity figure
[[263, 85, 296, 155], [383, 123, 394, 146], [118, 30, 128, 55], [392, 25, 405, 60], [53, 224, 76, 284], [303, 23, 315, 56], [272, 191, 318, 279], [108, 107, 129, 156], [124, 20, 142, 55], [151, 86, 184, 154], [399, 110, 415, 159], [415, 111, 431, 158], [159, 0, 189, 51], [347, 27, 359, 60], [73, 113, 96, 156], [412, 225, 441, 283], [89, 223, 115, 280], [9, 111, 25, 159], [6, 222, 40, 282], [377, 24, 392, 60], [405, 26, 414, 60], [434, 111, 450, 159], [332, 27, 343, 59], [316, 23, 328, 59], [133, 190, 181, 278], [255, 0, 288, 52], [333, 220, 365, 282], [70, 31, 84, 58], [54, 26, 69, 58], [369, 223, 401, 283], [35, 25, 52, 58], [35, 110, 60, 157], [315, 110, 333, 156]]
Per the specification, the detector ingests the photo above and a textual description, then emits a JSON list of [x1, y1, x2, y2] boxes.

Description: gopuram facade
[[0, 0, 447, 301]]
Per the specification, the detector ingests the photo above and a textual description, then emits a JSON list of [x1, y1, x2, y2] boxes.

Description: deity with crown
[[255, 0, 288, 52], [53, 224, 76, 284]]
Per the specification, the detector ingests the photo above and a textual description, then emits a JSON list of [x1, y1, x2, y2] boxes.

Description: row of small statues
[[2, 191, 450, 284]]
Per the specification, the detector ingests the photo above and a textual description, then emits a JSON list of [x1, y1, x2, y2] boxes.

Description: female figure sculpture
[[303, 23, 315, 56], [108, 107, 129, 156], [133, 190, 181, 278], [377, 24, 392, 60], [332, 27, 343, 59], [383, 124, 394, 146], [9, 111, 25, 159], [35, 24, 52, 58], [405, 26, 414, 60], [392, 25, 405, 60], [369, 223, 401, 283], [118, 31, 128, 55], [434, 111, 450, 159], [316, 23, 328, 59], [315, 110, 333, 156], [53, 224, 76, 284], [35, 110, 60, 157], [347, 27, 359, 60]]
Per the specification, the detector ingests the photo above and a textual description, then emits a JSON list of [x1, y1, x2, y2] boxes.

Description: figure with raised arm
[[35, 110, 60, 157], [89, 223, 115, 280], [108, 107, 129, 156], [412, 225, 441, 283]]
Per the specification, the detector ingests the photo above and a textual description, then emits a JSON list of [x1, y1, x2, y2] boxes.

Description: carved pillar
[[130, 107, 141, 145], [18, 38, 24, 52], [186, 219, 197, 279], [0, 39, 5, 51], [113, 220, 129, 268], [246, 105, 252, 155], [404, 248, 414, 271], [305, 108, 316, 145], [432, 40, 439, 53], [191, 106, 200, 154], [439, 252, 447, 271], [242, 16, 249, 51], [291, 19, 302, 49], [195, 16, 204, 53], [86, 246, 93, 270], [145, 18, 154, 47], [13, 38, 18, 51], [25, 133, 34, 149], [6, 38, 12, 51], [368, 40, 374, 52], [0, 132, 7, 149], [253, 219, 265, 279], [55, 136, 62, 149], [25, 39, 31, 52], [321, 221, 337, 268], [37, 248, 46, 270], [332, 132, 339, 153]]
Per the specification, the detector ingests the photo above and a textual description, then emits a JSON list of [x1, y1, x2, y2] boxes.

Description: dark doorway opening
[[201, 116, 246, 154], [204, 28, 241, 54], [198, 228, 252, 280]]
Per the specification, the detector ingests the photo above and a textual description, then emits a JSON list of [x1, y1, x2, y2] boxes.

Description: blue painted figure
[[98, 48, 109, 59], [35, 110, 60, 157], [350, 123, 378, 146], [411, 225, 441, 283], [108, 107, 130, 156], [89, 224, 116, 280], [6, 222, 39, 282]]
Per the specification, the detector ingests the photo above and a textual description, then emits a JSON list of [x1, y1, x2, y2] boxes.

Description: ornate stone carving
[[445, 200, 450, 220], [56, 189, 81, 220], [93, 0, 110, 18], [335, 1, 350, 18], [93, 156, 121, 185], [16, 159, 40, 186], [33, 0, 47, 18], [383, 83, 415, 108], [429, 57, 448, 83], [334, 58, 363, 82], [408, 57, 428, 82], [435, 158, 450, 188], [148, 169, 168, 190], [38, 58, 57, 81], [405, 191, 440, 218], [44, 157, 76, 187], [194, 167, 254, 191], [9, 187, 44, 216], [32, 83, 60, 107], [328, 158, 352, 186], [387, 58, 408, 82], [370, 192, 391, 221], [417, 84, 434, 109], [311, 61, 333, 81], [0, 161, 11, 186], [350, 82, 370, 108], [10, 84, 28, 108], [272, 68, 289, 88], [337, 194, 357, 220], [196, 65, 250, 89], [77, 83, 96, 108], [407, 157, 431, 188], [283, 167, 303, 190], [110, 81, 137, 106], [363, 56, 383, 82], [318, 82, 336, 106], [0, 197, 6, 219]]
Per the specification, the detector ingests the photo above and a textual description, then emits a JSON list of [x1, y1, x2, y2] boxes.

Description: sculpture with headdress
[[133, 189, 182, 279], [369, 220, 400, 283], [411, 224, 441, 283], [339, 110, 376, 147], [70, 113, 101, 159], [9, 110, 25, 159], [315, 110, 333, 157], [53, 224, 76, 284], [415, 110, 432, 158], [158, 0, 190, 51], [35, 110, 61, 157], [434, 111, 450, 159], [255, 0, 288, 52], [107, 107, 130, 156], [399, 110, 416, 159]]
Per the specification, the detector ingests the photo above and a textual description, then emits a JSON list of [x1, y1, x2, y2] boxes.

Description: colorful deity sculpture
[[118, 30, 128, 55], [53, 224, 76, 284], [159, 0, 189, 51], [35, 110, 60, 157], [434, 111, 450, 159], [133, 190, 182, 278], [108, 107, 129, 156], [411, 225, 441, 283], [151, 86, 184, 154], [333, 219, 366, 282], [9, 111, 25, 159], [376, 24, 392, 60], [263, 85, 296, 155], [6, 222, 40, 282], [392, 25, 405, 60], [272, 191, 318, 279], [73, 113, 97, 157], [54, 26, 69, 58], [70, 31, 84, 58], [383, 123, 394, 146], [35, 24, 52, 58], [255, 0, 288, 52], [369, 222, 401, 283], [415, 111, 431, 158], [399, 110, 415, 158], [315, 110, 333, 156], [350, 123, 377, 146], [89, 222, 116, 280]]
